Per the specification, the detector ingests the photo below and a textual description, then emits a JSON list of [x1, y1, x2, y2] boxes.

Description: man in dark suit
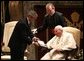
[[8, 10, 38, 60], [32, 3, 67, 40]]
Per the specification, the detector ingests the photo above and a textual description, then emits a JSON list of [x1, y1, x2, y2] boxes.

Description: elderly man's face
[[54, 28, 63, 37]]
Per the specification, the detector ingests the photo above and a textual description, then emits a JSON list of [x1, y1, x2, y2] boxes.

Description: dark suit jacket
[[37, 11, 67, 33], [8, 18, 34, 50]]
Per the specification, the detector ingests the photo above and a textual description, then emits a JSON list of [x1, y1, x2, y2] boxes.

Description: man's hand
[[32, 37, 39, 42], [32, 41, 40, 46], [32, 28, 37, 34], [32, 37, 40, 46]]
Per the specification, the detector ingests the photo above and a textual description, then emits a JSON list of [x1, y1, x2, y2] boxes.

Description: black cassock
[[37, 11, 67, 40]]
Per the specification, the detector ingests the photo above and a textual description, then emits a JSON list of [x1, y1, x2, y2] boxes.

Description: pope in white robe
[[40, 25, 77, 60]]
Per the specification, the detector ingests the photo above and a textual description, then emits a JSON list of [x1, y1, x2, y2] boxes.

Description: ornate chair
[[63, 27, 80, 60]]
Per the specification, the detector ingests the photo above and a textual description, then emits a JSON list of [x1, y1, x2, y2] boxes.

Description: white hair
[[54, 25, 63, 31], [27, 10, 38, 18]]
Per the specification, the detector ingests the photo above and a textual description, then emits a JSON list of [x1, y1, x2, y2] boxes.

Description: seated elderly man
[[33, 25, 77, 60]]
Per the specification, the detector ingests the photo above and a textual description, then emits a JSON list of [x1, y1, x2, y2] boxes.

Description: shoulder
[[18, 18, 27, 24], [64, 31, 73, 37], [49, 36, 57, 42], [16, 18, 27, 27], [55, 11, 63, 16]]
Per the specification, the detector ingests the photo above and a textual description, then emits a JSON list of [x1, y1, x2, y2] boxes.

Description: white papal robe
[[41, 31, 76, 60]]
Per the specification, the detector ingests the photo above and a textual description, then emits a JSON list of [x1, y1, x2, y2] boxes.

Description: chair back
[[2, 21, 18, 52], [63, 27, 80, 49]]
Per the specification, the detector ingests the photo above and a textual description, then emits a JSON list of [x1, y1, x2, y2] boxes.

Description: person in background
[[8, 10, 38, 60], [32, 3, 67, 40]]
